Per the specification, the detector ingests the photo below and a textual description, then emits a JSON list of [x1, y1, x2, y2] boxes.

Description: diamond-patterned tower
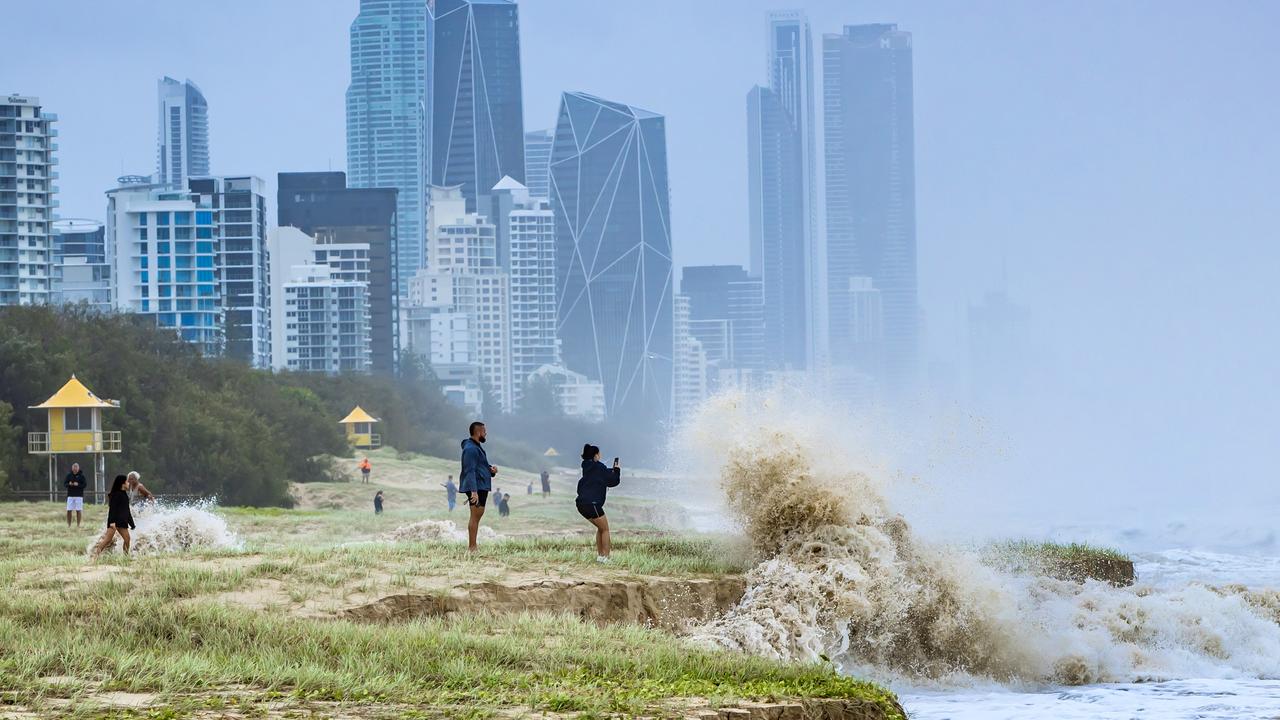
[[429, 0, 526, 212], [550, 92, 673, 425]]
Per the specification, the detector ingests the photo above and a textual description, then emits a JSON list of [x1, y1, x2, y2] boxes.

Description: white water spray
[[681, 390, 1280, 686], [379, 519, 499, 544], [88, 499, 242, 556]]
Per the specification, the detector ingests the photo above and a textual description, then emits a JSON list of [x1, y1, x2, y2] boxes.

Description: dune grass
[[984, 539, 1135, 586], [0, 590, 904, 718], [994, 539, 1130, 564], [0, 499, 902, 718]]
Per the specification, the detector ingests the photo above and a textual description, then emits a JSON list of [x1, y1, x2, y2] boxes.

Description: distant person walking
[[359, 457, 372, 484], [540, 470, 551, 497], [499, 493, 511, 517], [373, 490, 384, 514], [576, 444, 621, 563], [125, 472, 155, 505], [459, 421, 497, 551], [91, 475, 135, 559], [64, 462, 87, 528], [442, 475, 458, 512]]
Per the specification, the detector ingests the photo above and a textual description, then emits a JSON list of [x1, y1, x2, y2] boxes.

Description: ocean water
[[900, 549, 1280, 719], [671, 390, 1280, 720]]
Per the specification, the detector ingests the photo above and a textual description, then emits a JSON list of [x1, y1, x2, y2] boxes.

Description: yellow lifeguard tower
[[339, 406, 381, 449], [28, 375, 122, 503]]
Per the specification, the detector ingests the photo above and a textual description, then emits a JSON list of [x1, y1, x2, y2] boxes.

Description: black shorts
[[467, 490, 489, 507], [576, 501, 605, 520]]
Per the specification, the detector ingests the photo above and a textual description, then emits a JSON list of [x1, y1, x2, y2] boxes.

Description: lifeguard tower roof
[[339, 406, 379, 424], [30, 375, 117, 409]]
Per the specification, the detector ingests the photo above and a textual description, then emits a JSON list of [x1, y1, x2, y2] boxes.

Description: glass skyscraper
[[823, 24, 918, 388], [747, 11, 817, 372], [429, 0, 526, 212], [156, 77, 209, 189], [346, 0, 426, 297], [550, 92, 673, 426], [523, 128, 553, 199]]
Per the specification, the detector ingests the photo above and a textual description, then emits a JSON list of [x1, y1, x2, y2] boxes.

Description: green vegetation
[[0, 305, 558, 505], [995, 540, 1129, 564], [985, 539, 1135, 586], [0, 497, 901, 719]]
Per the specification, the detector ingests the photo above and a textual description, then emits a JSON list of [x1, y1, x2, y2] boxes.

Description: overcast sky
[[5, 1, 1279, 528]]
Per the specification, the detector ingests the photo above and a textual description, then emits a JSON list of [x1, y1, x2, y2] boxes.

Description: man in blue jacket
[[459, 421, 498, 551]]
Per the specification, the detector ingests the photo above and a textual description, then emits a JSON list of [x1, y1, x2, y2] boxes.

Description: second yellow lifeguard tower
[[339, 406, 381, 449], [28, 375, 122, 502]]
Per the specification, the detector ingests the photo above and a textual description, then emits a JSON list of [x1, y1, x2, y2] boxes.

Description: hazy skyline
[[4, 0, 1279, 519]]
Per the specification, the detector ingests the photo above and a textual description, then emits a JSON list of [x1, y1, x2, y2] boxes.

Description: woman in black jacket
[[575, 444, 620, 563], [91, 474, 136, 559]]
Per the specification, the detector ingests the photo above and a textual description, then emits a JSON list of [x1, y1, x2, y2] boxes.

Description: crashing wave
[[682, 390, 1280, 686]]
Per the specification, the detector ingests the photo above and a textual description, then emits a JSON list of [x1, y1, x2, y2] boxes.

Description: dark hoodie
[[64, 470, 87, 498], [459, 438, 493, 493], [575, 460, 620, 506]]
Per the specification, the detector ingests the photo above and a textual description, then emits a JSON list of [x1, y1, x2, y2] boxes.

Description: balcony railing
[[28, 430, 122, 454]]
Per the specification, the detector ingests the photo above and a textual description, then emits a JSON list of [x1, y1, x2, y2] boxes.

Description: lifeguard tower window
[[65, 408, 94, 431], [355, 422, 370, 434]]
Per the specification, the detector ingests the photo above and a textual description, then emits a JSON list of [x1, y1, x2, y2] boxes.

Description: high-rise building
[[267, 227, 372, 374], [841, 276, 884, 380], [673, 294, 708, 424], [0, 95, 56, 306], [188, 176, 270, 368], [346, 0, 426, 295], [51, 219, 111, 311], [727, 276, 766, 374], [680, 265, 765, 373], [429, 0, 526, 211], [823, 24, 918, 388], [490, 177, 558, 407], [551, 92, 673, 425], [747, 10, 817, 371], [414, 184, 512, 411], [156, 78, 209, 189], [278, 171, 400, 375], [106, 177, 224, 355], [523, 128, 553, 199]]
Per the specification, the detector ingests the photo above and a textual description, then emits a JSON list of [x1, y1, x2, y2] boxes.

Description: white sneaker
[[596, 555, 610, 564]]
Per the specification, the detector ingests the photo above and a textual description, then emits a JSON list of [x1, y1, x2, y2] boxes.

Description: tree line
[[0, 306, 531, 505]]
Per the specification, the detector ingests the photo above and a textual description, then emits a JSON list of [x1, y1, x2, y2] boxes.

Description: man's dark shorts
[[467, 490, 489, 507], [576, 501, 605, 520]]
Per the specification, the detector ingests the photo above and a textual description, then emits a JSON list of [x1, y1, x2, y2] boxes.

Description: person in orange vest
[[359, 457, 372, 484]]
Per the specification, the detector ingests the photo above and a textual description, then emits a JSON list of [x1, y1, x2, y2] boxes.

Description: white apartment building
[[490, 177, 558, 409], [281, 265, 370, 374], [528, 364, 606, 423], [673, 294, 709, 424], [0, 95, 56, 306], [411, 184, 513, 412], [156, 77, 209, 189], [267, 226, 372, 373], [106, 175, 270, 365], [105, 177, 224, 355]]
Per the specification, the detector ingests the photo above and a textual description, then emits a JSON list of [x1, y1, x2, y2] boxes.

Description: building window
[[64, 408, 94, 432]]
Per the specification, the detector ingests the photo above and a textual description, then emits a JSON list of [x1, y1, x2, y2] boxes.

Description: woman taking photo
[[91, 475, 136, 559], [576, 444, 620, 563]]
